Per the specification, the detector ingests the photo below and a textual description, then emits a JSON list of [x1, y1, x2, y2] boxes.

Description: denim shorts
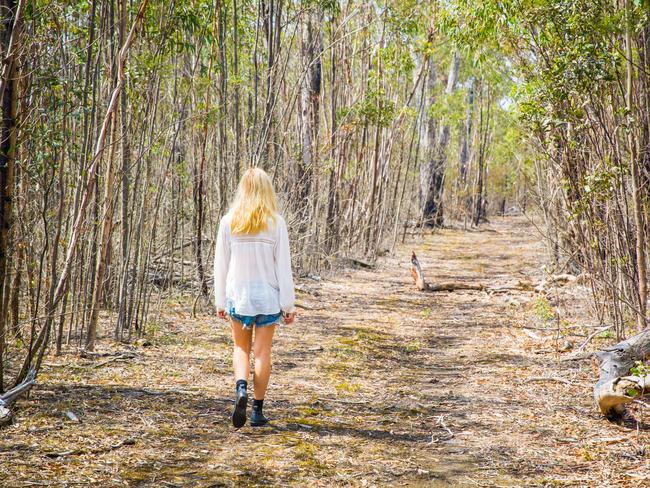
[[228, 306, 282, 330]]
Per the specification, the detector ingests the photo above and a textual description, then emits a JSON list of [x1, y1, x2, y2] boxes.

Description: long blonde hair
[[230, 167, 278, 235]]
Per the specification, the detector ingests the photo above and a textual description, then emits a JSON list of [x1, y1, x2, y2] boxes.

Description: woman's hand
[[217, 308, 228, 320], [283, 311, 296, 325]]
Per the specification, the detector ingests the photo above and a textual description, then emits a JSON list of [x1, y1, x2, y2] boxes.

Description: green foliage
[[630, 361, 650, 379], [338, 85, 397, 128], [386, 0, 424, 38], [597, 329, 613, 339], [533, 297, 555, 323]]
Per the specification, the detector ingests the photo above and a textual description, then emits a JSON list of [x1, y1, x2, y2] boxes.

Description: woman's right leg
[[230, 318, 253, 381]]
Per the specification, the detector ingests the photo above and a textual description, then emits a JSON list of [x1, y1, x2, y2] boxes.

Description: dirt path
[[2, 217, 649, 487]]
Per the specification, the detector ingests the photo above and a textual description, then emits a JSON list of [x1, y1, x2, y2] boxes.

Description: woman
[[214, 168, 296, 428]]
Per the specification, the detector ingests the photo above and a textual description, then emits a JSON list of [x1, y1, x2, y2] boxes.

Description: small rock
[[65, 411, 80, 423]]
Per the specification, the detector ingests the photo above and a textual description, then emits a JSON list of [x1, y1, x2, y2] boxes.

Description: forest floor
[[2, 216, 650, 487]]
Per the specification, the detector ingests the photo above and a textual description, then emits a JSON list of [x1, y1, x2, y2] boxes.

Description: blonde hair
[[230, 167, 278, 235]]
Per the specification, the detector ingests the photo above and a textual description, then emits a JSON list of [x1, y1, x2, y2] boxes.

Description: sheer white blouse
[[214, 212, 296, 316]]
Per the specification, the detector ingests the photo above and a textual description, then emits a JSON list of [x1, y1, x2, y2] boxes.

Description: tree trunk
[[625, 0, 647, 329], [325, 14, 339, 254], [420, 51, 460, 227], [233, 0, 241, 181], [0, 0, 21, 392], [297, 7, 322, 234], [459, 77, 474, 184]]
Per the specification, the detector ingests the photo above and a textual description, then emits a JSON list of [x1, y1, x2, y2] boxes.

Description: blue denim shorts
[[228, 306, 282, 330]]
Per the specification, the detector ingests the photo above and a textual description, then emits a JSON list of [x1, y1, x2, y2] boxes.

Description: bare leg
[[230, 318, 253, 381], [252, 324, 276, 400]]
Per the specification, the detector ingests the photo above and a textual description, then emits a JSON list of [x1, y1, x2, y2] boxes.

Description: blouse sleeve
[[275, 217, 296, 313], [214, 216, 230, 310]]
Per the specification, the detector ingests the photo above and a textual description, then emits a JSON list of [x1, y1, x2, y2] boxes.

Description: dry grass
[[1, 216, 648, 487]]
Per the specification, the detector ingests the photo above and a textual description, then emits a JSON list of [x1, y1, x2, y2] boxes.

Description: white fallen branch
[[594, 327, 650, 419], [0, 367, 36, 427]]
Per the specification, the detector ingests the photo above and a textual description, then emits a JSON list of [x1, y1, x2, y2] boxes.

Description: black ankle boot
[[232, 380, 248, 428], [250, 399, 269, 427]]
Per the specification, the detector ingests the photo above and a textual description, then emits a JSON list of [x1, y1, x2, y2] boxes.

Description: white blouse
[[214, 212, 296, 316]]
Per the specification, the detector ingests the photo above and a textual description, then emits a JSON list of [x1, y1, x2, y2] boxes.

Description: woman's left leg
[[230, 318, 253, 381], [250, 324, 276, 426], [252, 324, 276, 400]]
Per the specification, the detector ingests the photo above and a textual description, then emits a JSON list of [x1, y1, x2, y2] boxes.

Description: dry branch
[[409, 251, 576, 294]]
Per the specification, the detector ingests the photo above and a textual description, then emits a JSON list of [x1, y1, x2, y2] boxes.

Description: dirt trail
[[2, 217, 649, 487]]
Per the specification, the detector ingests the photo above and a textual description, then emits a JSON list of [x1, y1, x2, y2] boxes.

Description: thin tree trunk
[[420, 51, 460, 227], [0, 0, 22, 392], [626, 0, 647, 329]]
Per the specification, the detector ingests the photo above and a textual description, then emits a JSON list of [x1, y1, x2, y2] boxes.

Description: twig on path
[[574, 325, 613, 352], [49, 352, 139, 370], [45, 437, 136, 458], [436, 415, 453, 437], [79, 350, 137, 359], [560, 351, 595, 362], [137, 387, 204, 396], [632, 399, 650, 410], [91, 353, 138, 369], [296, 300, 314, 310], [523, 376, 578, 386]]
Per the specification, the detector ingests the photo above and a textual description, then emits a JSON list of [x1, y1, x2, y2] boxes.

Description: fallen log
[[594, 327, 650, 419], [409, 252, 573, 294], [410, 251, 484, 292], [427, 282, 484, 292], [0, 367, 36, 427], [411, 251, 483, 291]]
